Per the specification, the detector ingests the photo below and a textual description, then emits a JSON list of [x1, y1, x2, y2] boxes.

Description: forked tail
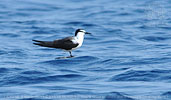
[[32, 39, 54, 48]]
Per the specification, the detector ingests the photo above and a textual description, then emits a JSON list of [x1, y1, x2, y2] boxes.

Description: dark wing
[[53, 37, 79, 50], [33, 37, 79, 50], [32, 39, 54, 48]]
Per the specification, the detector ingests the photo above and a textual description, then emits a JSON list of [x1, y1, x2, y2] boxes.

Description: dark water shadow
[[37, 56, 99, 67]]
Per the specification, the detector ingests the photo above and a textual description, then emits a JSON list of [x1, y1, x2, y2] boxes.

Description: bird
[[32, 29, 91, 58]]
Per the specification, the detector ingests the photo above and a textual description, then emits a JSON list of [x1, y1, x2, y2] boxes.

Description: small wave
[[100, 59, 114, 64], [64, 91, 96, 95], [8, 12, 31, 17], [14, 20, 42, 25], [6, 49, 28, 59], [73, 56, 99, 60], [65, 21, 83, 25], [0, 67, 22, 74], [99, 10, 116, 14], [36, 74, 86, 83], [0, 68, 9, 73], [39, 59, 79, 66], [1, 73, 86, 86], [17, 8, 53, 12], [86, 10, 116, 17], [158, 26, 171, 30], [39, 56, 98, 66], [140, 36, 170, 42], [31, 30, 51, 35], [123, 20, 142, 25], [104, 92, 135, 100], [82, 23, 97, 27], [117, 12, 133, 16], [64, 21, 97, 27], [32, 85, 77, 91], [59, 69, 80, 73], [118, 57, 171, 65], [18, 98, 49, 100], [0, 50, 7, 55], [21, 70, 48, 75], [0, 33, 20, 38], [110, 69, 171, 82], [133, 9, 146, 13], [162, 91, 171, 98], [138, 25, 155, 29]]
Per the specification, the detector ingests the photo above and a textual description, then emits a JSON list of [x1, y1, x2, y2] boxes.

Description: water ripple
[[140, 36, 171, 42], [1, 73, 86, 86], [110, 69, 171, 82], [0, 33, 20, 37], [39, 56, 99, 66], [104, 92, 135, 100]]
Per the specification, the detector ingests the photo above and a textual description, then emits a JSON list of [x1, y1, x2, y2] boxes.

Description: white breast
[[71, 32, 85, 50]]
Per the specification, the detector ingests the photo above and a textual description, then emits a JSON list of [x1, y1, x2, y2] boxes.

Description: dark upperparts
[[33, 37, 79, 50], [53, 37, 79, 50]]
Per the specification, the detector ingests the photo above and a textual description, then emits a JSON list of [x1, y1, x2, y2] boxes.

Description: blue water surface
[[0, 0, 171, 100]]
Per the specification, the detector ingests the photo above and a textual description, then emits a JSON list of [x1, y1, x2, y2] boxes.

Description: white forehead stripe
[[80, 30, 86, 32]]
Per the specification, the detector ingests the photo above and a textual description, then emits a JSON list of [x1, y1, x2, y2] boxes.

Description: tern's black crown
[[75, 29, 84, 36]]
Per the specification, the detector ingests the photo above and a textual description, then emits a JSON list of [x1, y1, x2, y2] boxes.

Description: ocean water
[[0, 0, 171, 100]]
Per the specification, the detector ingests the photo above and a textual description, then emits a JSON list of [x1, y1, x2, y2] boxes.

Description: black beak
[[85, 32, 91, 34]]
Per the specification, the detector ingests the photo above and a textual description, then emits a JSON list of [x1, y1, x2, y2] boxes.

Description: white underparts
[[71, 32, 85, 50]]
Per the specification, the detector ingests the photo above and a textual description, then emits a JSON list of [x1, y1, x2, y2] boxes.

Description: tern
[[33, 29, 91, 58]]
